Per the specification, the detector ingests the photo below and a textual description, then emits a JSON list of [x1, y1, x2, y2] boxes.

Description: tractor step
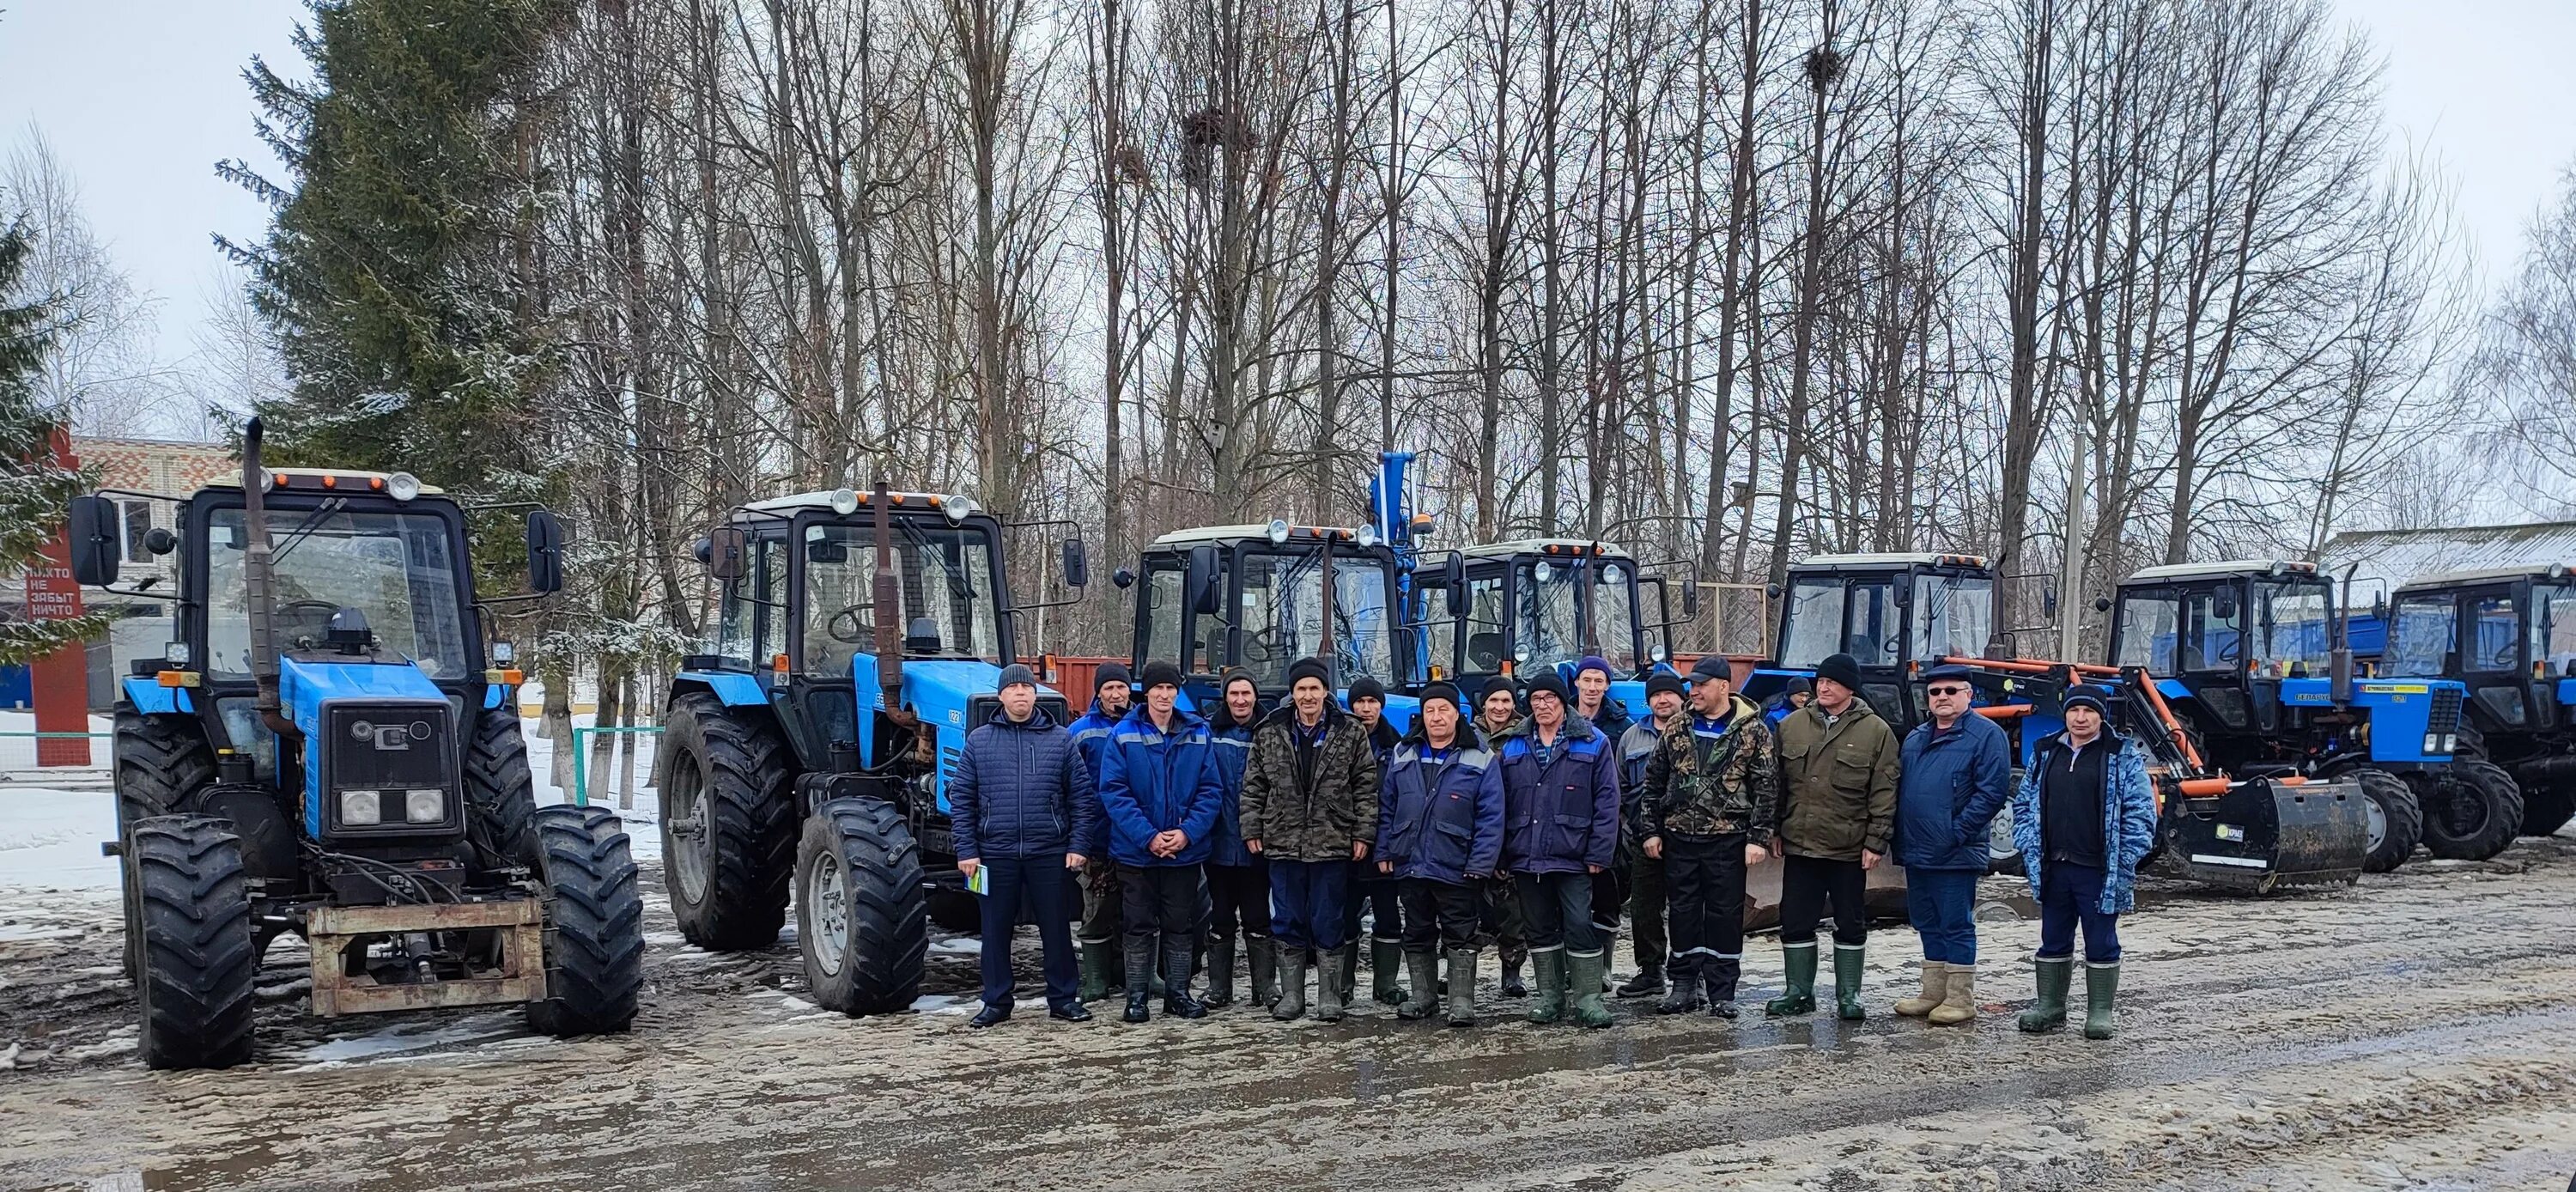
[[305, 897, 548, 1016]]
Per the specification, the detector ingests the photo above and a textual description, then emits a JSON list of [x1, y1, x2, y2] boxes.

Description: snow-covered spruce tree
[[0, 209, 108, 665]]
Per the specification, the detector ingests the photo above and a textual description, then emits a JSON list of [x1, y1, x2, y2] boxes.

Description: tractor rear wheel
[[2349, 768, 2421, 874], [658, 692, 797, 950], [112, 706, 216, 981], [130, 816, 257, 1070], [2421, 761, 2524, 861], [464, 706, 544, 873], [1988, 767, 2026, 875], [526, 805, 646, 1037], [797, 798, 927, 1015]]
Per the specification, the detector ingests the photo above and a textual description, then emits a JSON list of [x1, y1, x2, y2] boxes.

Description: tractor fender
[[120, 675, 193, 716], [672, 669, 769, 709]]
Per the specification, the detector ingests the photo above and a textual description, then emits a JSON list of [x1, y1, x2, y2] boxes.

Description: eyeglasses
[[1925, 685, 1969, 696]]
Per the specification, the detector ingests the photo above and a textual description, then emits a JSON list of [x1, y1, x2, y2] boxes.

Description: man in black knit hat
[[1340, 673, 1406, 1007], [1067, 662, 1137, 1000]]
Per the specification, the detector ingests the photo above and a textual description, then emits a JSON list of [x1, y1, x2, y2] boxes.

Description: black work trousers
[[1663, 834, 1748, 1000], [1397, 878, 1482, 954], [1206, 860, 1271, 943], [1777, 853, 1868, 948], [1342, 866, 1404, 948], [1118, 864, 1209, 959]]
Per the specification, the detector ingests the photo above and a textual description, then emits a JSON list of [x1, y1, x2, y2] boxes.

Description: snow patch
[[0, 786, 120, 892], [287, 1012, 526, 1066]]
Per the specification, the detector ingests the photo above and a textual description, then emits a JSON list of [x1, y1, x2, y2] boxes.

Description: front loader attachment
[[2149, 775, 2370, 892]]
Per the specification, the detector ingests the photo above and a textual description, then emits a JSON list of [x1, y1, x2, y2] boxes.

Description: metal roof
[[1148, 523, 1378, 549], [2325, 521, 2576, 589], [208, 469, 447, 496], [2123, 558, 2317, 584], [1456, 538, 1634, 560], [1793, 551, 1988, 570], [2397, 563, 2575, 591]]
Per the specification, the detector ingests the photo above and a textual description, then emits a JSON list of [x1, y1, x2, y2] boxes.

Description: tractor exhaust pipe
[[240, 418, 295, 741], [870, 479, 914, 728]]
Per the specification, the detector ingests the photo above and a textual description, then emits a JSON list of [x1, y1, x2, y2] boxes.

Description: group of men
[[948, 648, 2155, 1040]]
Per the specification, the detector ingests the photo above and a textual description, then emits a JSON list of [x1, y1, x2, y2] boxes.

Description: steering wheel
[[1241, 626, 1282, 670], [2215, 635, 2241, 664], [826, 605, 874, 644]]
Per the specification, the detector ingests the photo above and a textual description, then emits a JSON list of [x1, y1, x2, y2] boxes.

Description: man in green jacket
[[1766, 653, 1899, 1020]]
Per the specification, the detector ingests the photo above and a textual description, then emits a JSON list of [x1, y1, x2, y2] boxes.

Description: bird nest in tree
[[1178, 106, 1259, 187], [1113, 143, 1151, 185], [1804, 45, 1845, 91]]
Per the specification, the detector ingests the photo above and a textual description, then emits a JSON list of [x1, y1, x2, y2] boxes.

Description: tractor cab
[[66, 422, 637, 1070], [1425, 538, 1689, 722], [1117, 520, 1418, 729], [1745, 553, 1998, 730], [2378, 564, 2576, 836]]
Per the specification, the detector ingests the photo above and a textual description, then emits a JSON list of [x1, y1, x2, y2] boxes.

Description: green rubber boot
[[1526, 947, 1567, 1025], [1568, 950, 1614, 1028], [1832, 943, 1868, 1021], [1077, 939, 1113, 1003], [1443, 949, 1479, 1027], [1372, 939, 1408, 1006], [2082, 962, 2120, 1040], [1272, 949, 1309, 1021], [2019, 957, 2072, 1033], [1765, 941, 1819, 1017]]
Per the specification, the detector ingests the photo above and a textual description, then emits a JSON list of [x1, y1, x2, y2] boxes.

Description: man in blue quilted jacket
[[950, 664, 1105, 1029], [1485, 671, 1623, 1028], [2011, 684, 2156, 1040], [1097, 660, 1224, 1022]]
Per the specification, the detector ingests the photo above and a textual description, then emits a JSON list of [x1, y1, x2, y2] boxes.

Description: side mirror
[[1892, 573, 1915, 608], [66, 495, 119, 586], [1186, 544, 1223, 616], [704, 526, 749, 581], [2213, 588, 2239, 620], [2371, 593, 2387, 620], [1682, 581, 1702, 619], [1440, 552, 1467, 617], [1765, 582, 1782, 599], [525, 509, 567, 593], [1061, 538, 1090, 589], [2093, 596, 2113, 614], [2042, 582, 2058, 617], [1111, 567, 1137, 590]]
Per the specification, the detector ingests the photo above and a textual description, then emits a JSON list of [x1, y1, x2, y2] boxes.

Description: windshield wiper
[[269, 498, 346, 569]]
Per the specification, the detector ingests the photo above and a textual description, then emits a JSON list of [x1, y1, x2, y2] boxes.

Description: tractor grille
[[2427, 688, 2463, 738]]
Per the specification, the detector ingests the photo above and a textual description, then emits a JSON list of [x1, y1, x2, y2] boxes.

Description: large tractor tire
[[2350, 768, 2422, 874], [2420, 761, 2524, 861], [112, 705, 216, 980], [658, 692, 797, 951], [796, 798, 927, 1015], [130, 816, 257, 1070], [465, 706, 544, 873], [1988, 767, 2026, 875], [2517, 779, 2575, 838], [526, 805, 647, 1037]]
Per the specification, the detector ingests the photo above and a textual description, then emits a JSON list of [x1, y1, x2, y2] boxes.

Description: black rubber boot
[[1163, 938, 1206, 1019], [1396, 950, 1441, 1020], [1616, 963, 1666, 999], [1443, 949, 1479, 1027], [1372, 939, 1408, 1005], [1248, 935, 1279, 1008], [1656, 958, 1703, 1014], [1336, 941, 1360, 1005], [1500, 945, 1529, 998], [1204, 937, 1236, 1008], [1077, 939, 1112, 1003], [1122, 938, 1153, 1023]]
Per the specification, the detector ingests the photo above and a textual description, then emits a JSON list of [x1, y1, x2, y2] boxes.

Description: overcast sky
[[2, 0, 2573, 396]]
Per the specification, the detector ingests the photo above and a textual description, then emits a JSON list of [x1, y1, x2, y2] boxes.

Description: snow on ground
[[0, 786, 118, 895], [0, 710, 112, 774]]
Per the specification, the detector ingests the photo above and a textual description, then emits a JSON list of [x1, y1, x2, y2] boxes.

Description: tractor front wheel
[[2420, 762, 2524, 861], [2349, 768, 2422, 874], [130, 816, 257, 1070], [526, 805, 647, 1037], [659, 692, 797, 951], [796, 798, 927, 1015]]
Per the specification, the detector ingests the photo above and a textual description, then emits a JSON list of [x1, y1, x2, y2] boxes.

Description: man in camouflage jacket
[[1637, 655, 1777, 1016]]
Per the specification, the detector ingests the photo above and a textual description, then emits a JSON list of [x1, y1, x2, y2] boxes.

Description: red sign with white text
[[29, 429, 89, 766]]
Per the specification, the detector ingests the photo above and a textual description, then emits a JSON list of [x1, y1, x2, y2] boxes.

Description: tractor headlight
[[1357, 525, 1382, 548], [830, 487, 860, 515], [166, 641, 191, 666], [404, 788, 446, 824], [1650, 645, 1668, 663], [2445, 733, 2457, 753], [340, 789, 383, 826], [944, 496, 976, 525], [490, 640, 515, 665], [1267, 519, 1291, 544], [386, 472, 421, 502]]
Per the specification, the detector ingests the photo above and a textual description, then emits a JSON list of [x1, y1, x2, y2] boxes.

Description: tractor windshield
[[2252, 581, 2334, 673], [1516, 556, 1585, 672], [1779, 574, 1900, 670], [2384, 594, 2455, 677], [204, 507, 470, 680], [2114, 586, 2242, 674], [1911, 574, 1995, 662], [800, 520, 1003, 669], [1234, 547, 1400, 690]]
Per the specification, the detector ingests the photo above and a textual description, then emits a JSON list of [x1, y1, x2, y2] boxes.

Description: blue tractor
[[1111, 453, 1438, 723], [1419, 537, 1692, 721], [2102, 559, 2511, 872], [657, 483, 1087, 1013], [1736, 552, 2002, 727], [2366, 564, 2576, 838], [64, 419, 642, 1069]]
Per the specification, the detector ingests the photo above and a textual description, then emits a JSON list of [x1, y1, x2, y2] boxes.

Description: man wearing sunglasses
[[1890, 664, 2014, 1025]]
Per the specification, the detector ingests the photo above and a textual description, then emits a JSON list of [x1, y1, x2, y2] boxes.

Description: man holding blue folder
[[951, 664, 1105, 1029]]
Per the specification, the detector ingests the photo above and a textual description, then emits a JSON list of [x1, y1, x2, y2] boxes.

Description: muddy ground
[[6, 827, 2576, 1192]]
